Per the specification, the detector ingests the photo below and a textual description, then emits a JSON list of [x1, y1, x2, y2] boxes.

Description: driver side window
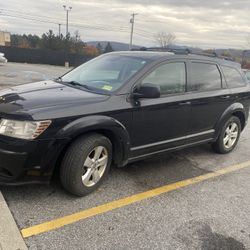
[[142, 62, 186, 95]]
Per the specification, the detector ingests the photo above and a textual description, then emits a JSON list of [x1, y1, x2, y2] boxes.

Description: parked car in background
[[0, 51, 249, 196], [243, 69, 250, 82], [0, 52, 7, 63]]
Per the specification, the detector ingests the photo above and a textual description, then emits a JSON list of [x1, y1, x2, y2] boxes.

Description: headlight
[[0, 119, 51, 140]]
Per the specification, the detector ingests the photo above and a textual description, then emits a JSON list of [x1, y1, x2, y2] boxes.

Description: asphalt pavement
[[0, 62, 69, 88], [0, 62, 250, 250]]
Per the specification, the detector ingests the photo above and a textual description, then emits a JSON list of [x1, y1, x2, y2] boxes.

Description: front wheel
[[60, 134, 112, 196], [212, 116, 241, 154]]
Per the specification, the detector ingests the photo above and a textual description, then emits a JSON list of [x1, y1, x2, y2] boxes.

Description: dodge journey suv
[[0, 51, 249, 196]]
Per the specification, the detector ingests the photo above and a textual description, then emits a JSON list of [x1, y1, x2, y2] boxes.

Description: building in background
[[0, 31, 11, 46]]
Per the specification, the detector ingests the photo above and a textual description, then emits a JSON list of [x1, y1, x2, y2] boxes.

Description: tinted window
[[189, 63, 222, 91], [142, 62, 186, 95], [222, 66, 246, 88]]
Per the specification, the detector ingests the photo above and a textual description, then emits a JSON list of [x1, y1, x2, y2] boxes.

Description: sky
[[0, 0, 250, 49]]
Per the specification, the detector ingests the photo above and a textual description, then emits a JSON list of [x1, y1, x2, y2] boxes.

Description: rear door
[[186, 61, 231, 143]]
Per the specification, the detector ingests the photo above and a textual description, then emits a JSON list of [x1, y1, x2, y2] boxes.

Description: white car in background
[[242, 69, 250, 82], [0, 52, 7, 63]]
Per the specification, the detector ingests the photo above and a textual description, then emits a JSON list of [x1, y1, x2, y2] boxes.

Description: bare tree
[[155, 32, 176, 48], [74, 30, 81, 42]]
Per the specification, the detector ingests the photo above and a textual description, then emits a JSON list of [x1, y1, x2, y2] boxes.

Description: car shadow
[[1, 144, 213, 200]]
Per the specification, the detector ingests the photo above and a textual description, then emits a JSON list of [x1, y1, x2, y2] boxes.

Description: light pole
[[129, 13, 138, 50], [63, 5, 72, 37], [58, 23, 61, 37]]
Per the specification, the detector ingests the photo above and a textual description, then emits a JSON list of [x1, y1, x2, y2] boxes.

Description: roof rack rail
[[137, 47, 234, 61], [138, 47, 190, 53]]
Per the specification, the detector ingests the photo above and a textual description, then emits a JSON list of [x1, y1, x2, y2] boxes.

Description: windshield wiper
[[63, 80, 99, 91], [58, 79, 111, 95], [65, 80, 83, 87], [55, 78, 81, 87]]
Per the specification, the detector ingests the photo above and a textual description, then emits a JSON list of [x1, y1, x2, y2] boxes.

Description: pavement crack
[[175, 153, 214, 174], [191, 164, 214, 174]]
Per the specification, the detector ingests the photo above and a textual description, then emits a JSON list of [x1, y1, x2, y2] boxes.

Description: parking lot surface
[[0, 62, 69, 89], [0, 63, 250, 250]]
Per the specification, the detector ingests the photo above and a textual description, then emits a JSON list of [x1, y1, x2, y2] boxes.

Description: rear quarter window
[[221, 66, 247, 88]]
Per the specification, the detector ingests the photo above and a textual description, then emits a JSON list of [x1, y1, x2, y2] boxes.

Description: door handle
[[221, 95, 230, 99], [179, 101, 191, 106]]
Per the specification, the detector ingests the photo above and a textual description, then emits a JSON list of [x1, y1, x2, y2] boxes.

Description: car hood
[[0, 80, 110, 119]]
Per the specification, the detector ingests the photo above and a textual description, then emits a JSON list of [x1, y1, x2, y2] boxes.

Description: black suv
[[0, 52, 249, 196]]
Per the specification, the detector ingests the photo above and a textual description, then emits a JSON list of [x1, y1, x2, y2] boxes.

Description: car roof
[[108, 51, 240, 68]]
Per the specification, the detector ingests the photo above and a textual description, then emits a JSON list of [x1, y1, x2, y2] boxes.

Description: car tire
[[60, 133, 112, 196], [212, 116, 241, 154]]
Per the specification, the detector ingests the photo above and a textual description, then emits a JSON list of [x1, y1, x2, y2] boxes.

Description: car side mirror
[[133, 83, 161, 99]]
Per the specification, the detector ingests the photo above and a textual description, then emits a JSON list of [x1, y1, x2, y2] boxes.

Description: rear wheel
[[212, 116, 241, 154], [60, 134, 112, 196]]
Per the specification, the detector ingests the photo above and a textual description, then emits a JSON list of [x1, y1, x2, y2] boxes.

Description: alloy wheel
[[82, 146, 108, 187], [223, 122, 239, 149]]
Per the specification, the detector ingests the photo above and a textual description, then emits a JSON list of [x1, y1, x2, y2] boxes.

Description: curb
[[0, 192, 27, 250]]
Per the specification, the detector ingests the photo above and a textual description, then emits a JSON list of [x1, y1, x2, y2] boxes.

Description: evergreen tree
[[9, 30, 96, 56], [27, 34, 40, 48], [96, 42, 103, 54], [104, 42, 113, 53]]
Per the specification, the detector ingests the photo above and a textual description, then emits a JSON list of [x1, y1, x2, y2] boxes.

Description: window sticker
[[102, 85, 113, 91]]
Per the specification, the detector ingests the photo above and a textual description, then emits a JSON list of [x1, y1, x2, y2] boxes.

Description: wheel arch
[[232, 111, 245, 131], [52, 115, 130, 177], [215, 103, 246, 139]]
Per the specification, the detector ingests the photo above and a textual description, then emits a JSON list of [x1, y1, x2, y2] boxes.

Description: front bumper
[[0, 135, 68, 185]]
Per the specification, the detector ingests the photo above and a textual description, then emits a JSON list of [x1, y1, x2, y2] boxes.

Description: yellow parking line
[[21, 160, 250, 238]]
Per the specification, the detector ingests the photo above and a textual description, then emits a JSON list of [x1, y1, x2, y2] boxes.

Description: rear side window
[[189, 62, 222, 91], [221, 66, 246, 88]]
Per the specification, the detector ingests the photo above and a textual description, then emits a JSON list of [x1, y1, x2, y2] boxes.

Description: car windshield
[[60, 54, 150, 93]]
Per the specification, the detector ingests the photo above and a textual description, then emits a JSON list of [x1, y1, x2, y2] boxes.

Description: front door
[[130, 61, 192, 159]]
